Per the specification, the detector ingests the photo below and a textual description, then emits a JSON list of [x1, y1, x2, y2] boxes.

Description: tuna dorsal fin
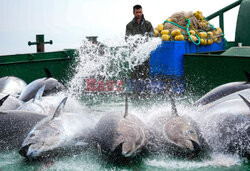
[[0, 94, 10, 106], [124, 93, 128, 118], [239, 94, 250, 109], [243, 70, 250, 83], [167, 92, 178, 117], [52, 97, 67, 120], [44, 68, 52, 78], [33, 85, 45, 102]]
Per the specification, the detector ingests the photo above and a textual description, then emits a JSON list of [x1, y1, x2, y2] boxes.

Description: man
[[125, 5, 154, 40], [125, 5, 154, 93]]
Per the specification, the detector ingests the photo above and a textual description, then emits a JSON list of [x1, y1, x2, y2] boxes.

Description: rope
[[163, 20, 186, 30], [190, 23, 199, 35], [164, 19, 200, 45], [185, 19, 201, 45]]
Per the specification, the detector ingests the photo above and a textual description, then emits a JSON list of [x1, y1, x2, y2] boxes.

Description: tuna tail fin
[[0, 94, 10, 106], [33, 85, 45, 102], [44, 68, 52, 78], [124, 93, 128, 118], [52, 97, 67, 120], [243, 70, 250, 83], [167, 91, 178, 117], [239, 94, 250, 109]]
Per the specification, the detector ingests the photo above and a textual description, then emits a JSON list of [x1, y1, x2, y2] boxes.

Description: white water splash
[[67, 36, 161, 96], [146, 153, 241, 169]]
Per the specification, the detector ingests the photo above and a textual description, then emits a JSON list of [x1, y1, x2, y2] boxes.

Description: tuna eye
[[188, 130, 195, 134], [115, 132, 122, 137]]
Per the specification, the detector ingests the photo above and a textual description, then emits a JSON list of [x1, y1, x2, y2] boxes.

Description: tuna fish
[[17, 86, 46, 114], [148, 93, 208, 159], [194, 71, 250, 106], [0, 76, 27, 97], [19, 97, 95, 159], [93, 95, 148, 161], [0, 93, 23, 111], [19, 68, 64, 102], [0, 110, 45, 149]]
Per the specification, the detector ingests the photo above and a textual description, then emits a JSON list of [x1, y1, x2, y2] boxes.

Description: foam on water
[[0, 151, 19, 166], [146, 153, 241, 169], [43, 153, 241, 171]]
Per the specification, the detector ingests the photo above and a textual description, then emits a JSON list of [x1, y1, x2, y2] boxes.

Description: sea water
[[0, 37, 249, 170]]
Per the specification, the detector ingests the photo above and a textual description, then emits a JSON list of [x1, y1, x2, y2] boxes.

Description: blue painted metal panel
[[149, 40, 224, 93]]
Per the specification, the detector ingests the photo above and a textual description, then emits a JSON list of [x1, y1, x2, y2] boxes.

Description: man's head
[[133, 5, 143, 20]]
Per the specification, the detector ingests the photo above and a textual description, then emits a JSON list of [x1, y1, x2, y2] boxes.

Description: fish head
[[163, 116, 200, 151], [43, 78, 65, 95], [112, 118, 146, 157], [19, 119, 63, 158]]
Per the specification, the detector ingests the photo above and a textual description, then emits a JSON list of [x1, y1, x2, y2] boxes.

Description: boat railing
[[206, 0, 242, 32]]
